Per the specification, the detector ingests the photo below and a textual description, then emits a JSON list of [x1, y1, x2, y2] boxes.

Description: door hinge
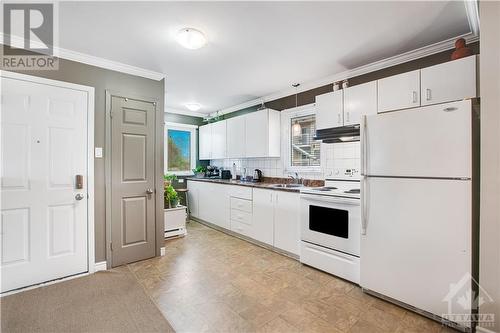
[[110, 242, 113, 251]]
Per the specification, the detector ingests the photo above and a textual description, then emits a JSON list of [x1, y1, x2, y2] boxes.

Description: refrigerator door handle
[[361, 176, 368, 235], [361, 115, 367, 176]]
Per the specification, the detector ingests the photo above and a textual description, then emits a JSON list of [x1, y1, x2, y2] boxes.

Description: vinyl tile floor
[[129, 221, 458, 333]]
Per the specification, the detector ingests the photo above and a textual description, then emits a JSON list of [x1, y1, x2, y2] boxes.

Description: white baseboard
[[160, 247, 166, 256], [94, 261, 107, 272], [477, 326, 498, 333]]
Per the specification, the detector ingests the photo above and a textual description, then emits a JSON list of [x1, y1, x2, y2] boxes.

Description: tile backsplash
[[210, 142, 360, 180]]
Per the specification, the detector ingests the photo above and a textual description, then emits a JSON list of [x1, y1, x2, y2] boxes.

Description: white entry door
[[1, 72, 92, 293]]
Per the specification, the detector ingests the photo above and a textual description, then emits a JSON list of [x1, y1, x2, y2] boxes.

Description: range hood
[[314, 124, 360, 143]]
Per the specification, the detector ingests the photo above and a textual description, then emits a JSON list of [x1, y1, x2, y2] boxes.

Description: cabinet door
[[211, 120, 227, 159], [245, 110, 269, 158], [198, 182, 230, 229], [199, 124, 212, 160], [251, 188, 274, 245], [421, 56, 476, 106], [274, 191, 300, 255], [226, 116, 246, 158], [186, 181, 199, 218], [344, 81, 377, 125], [315, 90, 344, 129], [377, 70, 420, 113]]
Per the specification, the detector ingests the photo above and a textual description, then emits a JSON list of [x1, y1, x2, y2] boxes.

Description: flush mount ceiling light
[[176, 28, 207, 50], [185, 103, 201, 111]]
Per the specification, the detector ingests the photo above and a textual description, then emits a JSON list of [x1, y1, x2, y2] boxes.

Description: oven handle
[[300, 193, 360, 206]]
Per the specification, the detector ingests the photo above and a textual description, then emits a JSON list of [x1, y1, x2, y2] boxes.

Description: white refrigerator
[[360, 99, 478, 327]]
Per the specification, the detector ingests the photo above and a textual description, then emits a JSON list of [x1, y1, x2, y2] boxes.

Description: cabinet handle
[[412, 91, 418, 103], [346, 112, 350, 123], [426, 89, 432, 101], [337, 113, 341, 124]]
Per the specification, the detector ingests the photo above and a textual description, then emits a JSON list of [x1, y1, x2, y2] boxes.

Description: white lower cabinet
[[188, 180, 300, 256], [273, 191, 300, 255], [253, 188, 300, 254], [187, 180, 200, 218], [252, 189, 275, 246], [195, 181, 231, 230]]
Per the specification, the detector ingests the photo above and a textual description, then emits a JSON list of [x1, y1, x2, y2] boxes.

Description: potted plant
[[164, 173, 177, 187], [192, 165, 207, 178], [165, 185, 179, 208]]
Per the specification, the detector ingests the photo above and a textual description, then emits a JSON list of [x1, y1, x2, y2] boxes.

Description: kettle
[[253, 169, 263, 182]]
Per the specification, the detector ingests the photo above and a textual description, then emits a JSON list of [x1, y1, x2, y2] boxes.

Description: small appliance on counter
[[205, 166, 220, 178], [253, 169, 262, 182], [220, 169, 232, 180]]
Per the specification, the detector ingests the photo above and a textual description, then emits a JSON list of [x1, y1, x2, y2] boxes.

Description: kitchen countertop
[[186, 177, 321, 192]]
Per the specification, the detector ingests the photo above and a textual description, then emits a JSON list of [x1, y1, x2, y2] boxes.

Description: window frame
[[164, 122, 198, 176], [281, 104, 321, 174]]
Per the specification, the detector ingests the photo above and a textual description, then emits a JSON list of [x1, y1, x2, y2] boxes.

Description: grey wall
[[7, 54, 165, 263], [479, 2, 500, 331]]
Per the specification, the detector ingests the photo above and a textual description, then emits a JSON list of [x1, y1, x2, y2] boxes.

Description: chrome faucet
[[289, 172, 303, 185]]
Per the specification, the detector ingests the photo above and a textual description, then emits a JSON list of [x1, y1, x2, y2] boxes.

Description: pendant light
[[292, 83, 302, 137]]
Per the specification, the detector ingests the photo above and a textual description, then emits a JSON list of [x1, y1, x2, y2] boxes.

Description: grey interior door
[[110, 96, 156, 267]]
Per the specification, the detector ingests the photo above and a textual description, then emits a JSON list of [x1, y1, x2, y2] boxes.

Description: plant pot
[[195, 172, 205, 178], [169, 198, 179, 208]]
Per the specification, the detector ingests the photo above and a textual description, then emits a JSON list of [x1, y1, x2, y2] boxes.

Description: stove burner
[[344, 189, 360, 194]]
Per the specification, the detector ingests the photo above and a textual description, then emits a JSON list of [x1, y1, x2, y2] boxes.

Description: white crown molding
[[1, 34, 166, 81], [464, 0, 480, 36], [214, 32, 479, 118], [165, 107, 206, 118]]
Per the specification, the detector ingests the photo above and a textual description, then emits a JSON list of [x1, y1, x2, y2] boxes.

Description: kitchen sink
[[270, 184, 304, 188]]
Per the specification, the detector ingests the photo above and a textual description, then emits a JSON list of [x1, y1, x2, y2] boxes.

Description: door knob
[[146, 189, 154, 194], [75, 193, 85, 201]]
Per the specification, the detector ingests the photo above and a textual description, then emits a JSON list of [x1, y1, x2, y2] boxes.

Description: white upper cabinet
[[421, 55, 477, 106], [378, 70, 420, 113], [245, 108, 280, 158], [210, 120, 227, 159], [226, 116, 246, 158], [199, 123, 212, 160], [344, 81, 378, 125], [315, 90, 344, 129]]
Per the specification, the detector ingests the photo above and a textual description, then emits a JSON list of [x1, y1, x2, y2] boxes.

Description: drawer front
[[231, 220, 252, 238], [230, 197, 252, 213], [230, 209, 252, 225], [229, 186, 253, 200], [300, 241, 360, 284]]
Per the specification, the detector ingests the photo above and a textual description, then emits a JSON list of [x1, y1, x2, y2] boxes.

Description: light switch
[[95, 147, 103, 158]]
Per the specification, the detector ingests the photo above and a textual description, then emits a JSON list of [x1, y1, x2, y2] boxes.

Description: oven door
[[300, 193, 360, 256]]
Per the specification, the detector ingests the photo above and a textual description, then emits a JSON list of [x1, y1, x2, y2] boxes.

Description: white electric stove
[[299, 178, 361, 284]]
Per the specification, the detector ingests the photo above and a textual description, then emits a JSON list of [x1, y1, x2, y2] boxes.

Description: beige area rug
[[1, 266, 175, 333]]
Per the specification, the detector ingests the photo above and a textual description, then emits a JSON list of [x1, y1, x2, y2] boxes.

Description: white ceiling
[[58, 1, 472, 115]]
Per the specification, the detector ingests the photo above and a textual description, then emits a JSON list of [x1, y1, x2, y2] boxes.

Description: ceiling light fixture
[[185, 103, 201, 111], [176, 28, 207, 50]]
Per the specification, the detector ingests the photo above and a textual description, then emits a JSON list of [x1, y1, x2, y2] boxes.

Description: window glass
[[290, 114, 320, 167], [167, 129, 191, 172]]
